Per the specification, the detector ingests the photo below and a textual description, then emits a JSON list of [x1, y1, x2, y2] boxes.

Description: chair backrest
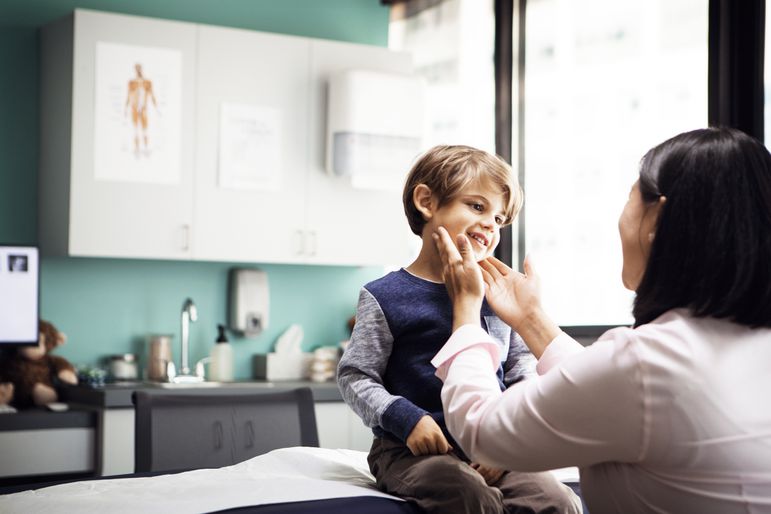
[[133, 387, 319, 473]]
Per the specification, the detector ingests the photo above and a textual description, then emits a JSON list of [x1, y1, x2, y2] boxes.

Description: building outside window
[[389, 0, 496, 152], [522, 0, 708, 328], [389, 0, 708, 330]]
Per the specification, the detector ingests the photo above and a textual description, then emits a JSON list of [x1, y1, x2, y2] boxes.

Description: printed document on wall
[[218, 103, 282, 191], [93, 42, 182, 184]]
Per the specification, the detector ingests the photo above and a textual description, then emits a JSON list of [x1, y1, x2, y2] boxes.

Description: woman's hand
[[479, 255, 540, 329], [480, 255, 560, 359], [470, 462, 505, 485], [433, 227, 484, 330]]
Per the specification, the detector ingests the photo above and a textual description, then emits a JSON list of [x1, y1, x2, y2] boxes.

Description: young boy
[[337, 145, 581, 513]]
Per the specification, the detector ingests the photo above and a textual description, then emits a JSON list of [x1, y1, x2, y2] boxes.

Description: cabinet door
[[0, 428, 95, 477], [48, 10, 197, 259], [314, 402, 351, 450], [306, 40, 417, 266], [314, 401, 374, 452], [193, 26, 310, 263]]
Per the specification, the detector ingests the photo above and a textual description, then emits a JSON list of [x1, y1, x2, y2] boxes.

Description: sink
[[149, 381, 223, 389], [144, 381, 276, 389]]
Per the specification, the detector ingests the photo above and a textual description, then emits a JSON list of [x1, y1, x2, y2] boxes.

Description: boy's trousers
[[368, 436, 583, 514]]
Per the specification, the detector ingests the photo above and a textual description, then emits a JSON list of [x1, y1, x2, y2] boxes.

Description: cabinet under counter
[[57, 381, 372, 477], [0, 408, 97, 484]]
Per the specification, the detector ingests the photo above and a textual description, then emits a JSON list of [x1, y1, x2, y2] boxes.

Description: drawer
[[0, 428, 95, 477]]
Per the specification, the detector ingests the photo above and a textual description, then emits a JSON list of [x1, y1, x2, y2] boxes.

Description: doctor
[[430, 127, 771, 513]]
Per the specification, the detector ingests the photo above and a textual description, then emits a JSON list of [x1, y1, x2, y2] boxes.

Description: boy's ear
[[413, 184, 435, 221]]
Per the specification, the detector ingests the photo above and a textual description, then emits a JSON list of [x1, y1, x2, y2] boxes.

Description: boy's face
[[431, 179, 507, 262]]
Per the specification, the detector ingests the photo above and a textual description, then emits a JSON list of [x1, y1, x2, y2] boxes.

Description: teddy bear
[[0, 382, 14, 413], [0, 320, 78, 409]]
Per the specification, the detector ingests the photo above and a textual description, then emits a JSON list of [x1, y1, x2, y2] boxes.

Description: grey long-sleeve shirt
[[337, 269, 535, 447]]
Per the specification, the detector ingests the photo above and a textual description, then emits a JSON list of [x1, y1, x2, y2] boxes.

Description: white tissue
[[274, 324, 304, 354], [253, 324, 310, 380]]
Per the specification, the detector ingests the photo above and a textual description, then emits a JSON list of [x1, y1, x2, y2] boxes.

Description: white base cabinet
[[0, 428, 95, 478], [96, 401, 372, 477], [98, 408, 135, 476], [314, 401, 374, 452]]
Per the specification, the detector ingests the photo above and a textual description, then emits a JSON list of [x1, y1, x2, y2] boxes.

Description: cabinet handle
[[244, 421, 254, 448], [213, 421, 223, 450], [295, 230, 304, 256], [182, 224, 191, 252], [309, 231, 317, 257]]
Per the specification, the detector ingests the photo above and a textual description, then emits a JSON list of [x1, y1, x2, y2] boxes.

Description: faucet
[[172, 298, 203, 383]]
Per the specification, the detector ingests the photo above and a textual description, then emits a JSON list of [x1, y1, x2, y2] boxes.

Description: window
[[522, 0, 708, 327], [389, 0, 496, 152]]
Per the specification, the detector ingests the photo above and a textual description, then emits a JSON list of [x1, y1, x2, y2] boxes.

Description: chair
[[132, 387, 319, 473]]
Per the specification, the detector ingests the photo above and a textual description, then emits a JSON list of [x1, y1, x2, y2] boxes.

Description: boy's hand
[[406, 415, 453, 456], [470, 462, 505, 485]]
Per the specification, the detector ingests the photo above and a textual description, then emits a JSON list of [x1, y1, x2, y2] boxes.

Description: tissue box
[[253, 353, 312, 381]]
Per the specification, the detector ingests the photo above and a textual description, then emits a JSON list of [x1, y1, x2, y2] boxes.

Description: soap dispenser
[[209, 324, 234, 382]]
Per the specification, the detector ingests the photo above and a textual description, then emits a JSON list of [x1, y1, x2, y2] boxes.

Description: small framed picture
[[8, 254, 28, 272]]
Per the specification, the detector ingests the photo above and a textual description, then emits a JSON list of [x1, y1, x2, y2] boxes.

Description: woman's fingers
[[455, 233, 475, 265], [523, 254, 535, 278], [479, 259, 502, 281], [480, 265, 494, 285], [486, 256, 512, 276], [433, 227, 461, 266]]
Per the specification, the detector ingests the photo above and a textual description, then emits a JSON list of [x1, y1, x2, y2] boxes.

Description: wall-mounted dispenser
[[228, 268, 269, 337], [326, 69, 425, 190]]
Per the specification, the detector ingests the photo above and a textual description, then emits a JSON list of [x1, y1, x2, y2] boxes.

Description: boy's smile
[[430, 179, 507, 262]]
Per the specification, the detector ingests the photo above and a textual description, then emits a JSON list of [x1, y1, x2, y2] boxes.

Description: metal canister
[[146, 334, 173, 381], [107, 353, 138, 381]]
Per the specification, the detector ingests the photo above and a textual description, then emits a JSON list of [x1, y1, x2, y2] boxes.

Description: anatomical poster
[[93, 41, 182, 184]]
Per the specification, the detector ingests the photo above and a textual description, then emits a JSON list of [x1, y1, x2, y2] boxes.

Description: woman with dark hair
[[430, 127, 771, 513]]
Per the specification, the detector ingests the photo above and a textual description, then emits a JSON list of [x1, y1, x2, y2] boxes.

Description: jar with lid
[[107, 353, 138, 381]]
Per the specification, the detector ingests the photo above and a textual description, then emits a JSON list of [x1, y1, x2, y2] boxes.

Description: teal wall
[[0, 0, 391, 379]]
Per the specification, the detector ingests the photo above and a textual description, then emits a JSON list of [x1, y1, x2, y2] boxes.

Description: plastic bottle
[[209, 324, 234, 382]]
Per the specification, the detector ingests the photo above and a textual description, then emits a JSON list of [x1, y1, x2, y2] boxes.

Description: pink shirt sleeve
[[535, 331, 585, 374], [431, 324, 584, 378], [432, 324, 648, 472]]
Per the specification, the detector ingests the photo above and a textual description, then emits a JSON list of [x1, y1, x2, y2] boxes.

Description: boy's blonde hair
[[402, 145, 523, 236]]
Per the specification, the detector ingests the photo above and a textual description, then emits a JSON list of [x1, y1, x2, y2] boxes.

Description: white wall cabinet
[[40, 10, 197, 260], [193, 26, 310, 264], [306, 40, 415, 266], [40, 9, 416, 267]]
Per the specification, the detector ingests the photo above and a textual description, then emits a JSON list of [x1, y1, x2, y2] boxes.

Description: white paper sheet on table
[[0, 447, 401, 514], [0, 446, 581, 513]]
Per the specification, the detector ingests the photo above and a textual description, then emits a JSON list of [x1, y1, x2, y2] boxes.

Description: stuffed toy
[[0, 320, 78, 409], [0, 382, 14, 413]]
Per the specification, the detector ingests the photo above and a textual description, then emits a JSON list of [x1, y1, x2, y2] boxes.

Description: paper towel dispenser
[[228, 268, 269, 337], [326, 69, 425, 189]]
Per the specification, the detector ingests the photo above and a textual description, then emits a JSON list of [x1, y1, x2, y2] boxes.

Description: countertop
[[60, 380, 343, 408], [0, 408, 97, 431], [0, 380, 341, 433]]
